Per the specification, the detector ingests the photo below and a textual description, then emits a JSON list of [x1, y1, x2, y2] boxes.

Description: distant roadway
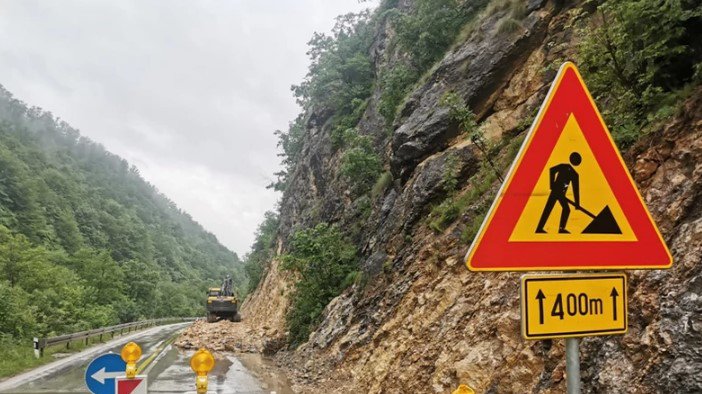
[[0, 323, 292, 394]]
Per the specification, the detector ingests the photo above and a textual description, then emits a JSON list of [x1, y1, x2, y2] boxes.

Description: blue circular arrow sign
[[85, 353, 127, 394]]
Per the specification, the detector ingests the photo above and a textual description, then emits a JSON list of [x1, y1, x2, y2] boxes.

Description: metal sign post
[[463, 62, 671, 393], [565, 338, 581, 394], [519, 273, 627, 393]]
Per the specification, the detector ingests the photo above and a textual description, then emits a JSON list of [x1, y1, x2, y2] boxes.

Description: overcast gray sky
[[0, 0, 375, 256]]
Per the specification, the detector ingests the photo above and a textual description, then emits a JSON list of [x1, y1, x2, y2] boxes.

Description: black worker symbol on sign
[[535, 152, 622, 235]]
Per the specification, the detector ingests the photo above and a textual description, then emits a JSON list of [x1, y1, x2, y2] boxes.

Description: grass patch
[[427, 130, 526, 235], [428, 168, 498, 233], [0, 331, 134, 378], [510, 1, 527, 20], [498, 134, 526, 170], [497, 17, 522, 34], [461, 213, 487, 244], [372, 171, 394, 198], [485, 0, 512, 16]]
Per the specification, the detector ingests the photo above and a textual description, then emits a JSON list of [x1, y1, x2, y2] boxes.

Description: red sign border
[[465, 62, 672, 271]]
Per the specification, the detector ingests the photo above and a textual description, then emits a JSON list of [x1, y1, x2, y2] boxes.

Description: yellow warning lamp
[[120, 342, 142, 379], [190, 348, 215, 394], [452, 384, 476, 394]]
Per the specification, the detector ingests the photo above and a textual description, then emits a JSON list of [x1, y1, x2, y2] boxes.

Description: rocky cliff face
[[243, 0, 702, 392]]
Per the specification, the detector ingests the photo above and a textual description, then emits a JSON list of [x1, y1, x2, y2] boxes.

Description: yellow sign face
[[520, 273, 627, 339], [509, 114, 636, 242], [465, 62, 672, 271]]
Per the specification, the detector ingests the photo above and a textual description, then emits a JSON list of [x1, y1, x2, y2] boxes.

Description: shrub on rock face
[[281, 223, 357, 346], [578, 0, 702, 147], [339, 130, 383, 197], [378, 64, 419, 125]]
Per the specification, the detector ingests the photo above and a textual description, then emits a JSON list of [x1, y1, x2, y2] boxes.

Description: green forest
[[0, 86, 245, 361]]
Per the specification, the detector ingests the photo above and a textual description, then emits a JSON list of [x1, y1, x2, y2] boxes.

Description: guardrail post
[[33, 337, 43, 358]]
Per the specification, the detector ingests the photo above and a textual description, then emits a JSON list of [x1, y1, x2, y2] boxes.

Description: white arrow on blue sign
[[85, 353, 127, 394]]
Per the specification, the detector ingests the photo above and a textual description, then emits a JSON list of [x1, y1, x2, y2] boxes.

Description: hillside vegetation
[[0, 86, 245, 371]]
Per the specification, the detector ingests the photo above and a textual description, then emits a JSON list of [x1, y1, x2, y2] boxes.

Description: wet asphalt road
[[1, 323, 293, 394]]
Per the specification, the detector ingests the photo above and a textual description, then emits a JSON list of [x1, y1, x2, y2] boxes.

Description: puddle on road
[[148, 347, 295, 394], [236, 353, 295, 394]]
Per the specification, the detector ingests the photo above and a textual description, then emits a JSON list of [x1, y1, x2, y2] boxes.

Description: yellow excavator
[[205, 276, 241, 323]]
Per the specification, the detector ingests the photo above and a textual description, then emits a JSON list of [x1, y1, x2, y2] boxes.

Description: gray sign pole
[[565, 338, 581, 394]]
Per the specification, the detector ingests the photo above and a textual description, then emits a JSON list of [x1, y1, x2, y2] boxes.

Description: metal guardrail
[[33, 317, 196, 358]]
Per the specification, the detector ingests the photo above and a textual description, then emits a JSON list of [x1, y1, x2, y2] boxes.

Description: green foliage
[[353, 195, 373, 220], [0, 336, 43, 378], [440, 91, 505, 182], [578, 0, 702, 147], [331, 98, 369, 148], [281, 223, 357, 346], [243, 211, 280, 293], [269, 116, 306, 191], [0, 330, 131, 378], [0, 86, 246, 347], [292, 12, 375, 111], [429, 131, 526, 235], [375, 0, 489, 125], [0, 282, 36, 338], [461, 212, 487, 244], [371, 171, 393, 198], [394, 0, 488, 72], [339, 130, 383, 196], [428, 169, 497, 233], [510, 1, 528, 20], [440, 92, 478, 136], [514, 112, 536, 134], [497, 17, 522, 34], [378, 64, 419, 125], [274, 12, 376, 189], [485, 0, 513, 16], [442, 153, 461, 195]]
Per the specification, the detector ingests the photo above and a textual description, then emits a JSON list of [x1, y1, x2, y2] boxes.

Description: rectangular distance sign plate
[[520, 273, 627, 340]]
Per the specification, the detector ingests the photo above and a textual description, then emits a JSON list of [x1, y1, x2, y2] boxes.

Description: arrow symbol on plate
[[610, 287, 619, 321], [536, 289, 546, 324], [91, 367, 123, 384]]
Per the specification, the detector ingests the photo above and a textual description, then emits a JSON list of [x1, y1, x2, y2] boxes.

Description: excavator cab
[[205, 280, 241, 323], [207, 288, 221, 298]]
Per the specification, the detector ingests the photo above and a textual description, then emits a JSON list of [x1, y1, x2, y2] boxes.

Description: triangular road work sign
[[465, 62, 672, 271]]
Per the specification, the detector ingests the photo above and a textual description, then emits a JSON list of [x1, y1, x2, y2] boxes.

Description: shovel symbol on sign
[[535, 152, 621, 234]]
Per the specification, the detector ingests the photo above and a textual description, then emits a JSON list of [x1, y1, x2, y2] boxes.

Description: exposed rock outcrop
[[187, 0, 702, 392]]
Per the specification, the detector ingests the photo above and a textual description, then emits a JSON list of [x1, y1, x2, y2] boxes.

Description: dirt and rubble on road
[[175, 259, 292, 356], [174, 320, 263, 353]]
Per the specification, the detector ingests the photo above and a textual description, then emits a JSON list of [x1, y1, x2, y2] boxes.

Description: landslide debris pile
[[182, 0, 702, 392], [176, 320, 262, 353]]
